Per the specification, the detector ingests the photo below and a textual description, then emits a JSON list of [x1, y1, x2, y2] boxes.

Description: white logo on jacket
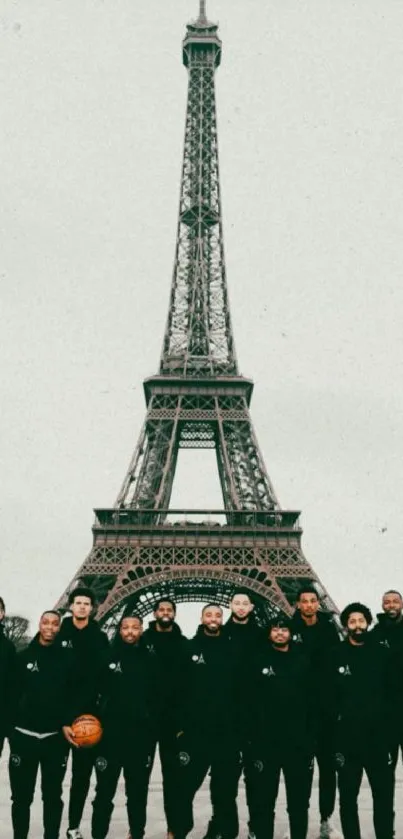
[[338, 665, 351, 676], [192, 653, 206, 665], [109, 661, 122, 673], [27, 661, 39, 672], [262, 666, 275, 677]]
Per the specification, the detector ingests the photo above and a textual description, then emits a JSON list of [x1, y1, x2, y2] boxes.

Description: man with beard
[[324, 602, 394, 839], [247, 615, 314, 839], [9, 610, 73, 839], [202, 591, 262, 839], [91, 616, 159, 839], [59, 587, 109, 839], [142, 599, 187, 839], [291, 585, 340, 838], [173, 604, 240, 839], [0, 596, 17, 758]]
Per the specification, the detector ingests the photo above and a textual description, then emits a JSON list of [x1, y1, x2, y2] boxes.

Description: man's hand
[[63, 726, 78, 747]]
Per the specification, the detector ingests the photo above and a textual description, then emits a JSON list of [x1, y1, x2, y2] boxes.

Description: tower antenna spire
[[198, 0, 207, 23]]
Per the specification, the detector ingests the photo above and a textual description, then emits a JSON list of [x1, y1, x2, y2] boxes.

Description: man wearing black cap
[[173, 604, 240, 839], [324, 602, 394, 839], [247, 615, 315, 839], [291, 585, 340, 837], [59, 587, 109, 839], [142, 599, 187, 839]]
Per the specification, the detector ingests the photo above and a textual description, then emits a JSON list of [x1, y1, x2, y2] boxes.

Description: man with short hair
[[0, 596, 17, 757], [91, 615, 159, 839], [291, 585, 340, 837], [202, 591, 263, 839], [142, 599, 187, 839], [173, 604, 240, 839], [247, 615, 315, 839], [59, 587, 109, 839], [324, 602, 394, 839], [9, 610, 73, 839]]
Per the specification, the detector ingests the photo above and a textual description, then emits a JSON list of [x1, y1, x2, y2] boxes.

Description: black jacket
[[142, 621, 187, 728], [222, 616, 264, 659], [12, 635, 74, 733], [177, 630, 240, 742], [58, 617, 109, 718], [371, 613, 403, 651], [249, 644, 316, 754], [323, 637, 395, 752], [98, 637, 160, 740], [290, 610, 340, 670], [0, 624, 16, 736]]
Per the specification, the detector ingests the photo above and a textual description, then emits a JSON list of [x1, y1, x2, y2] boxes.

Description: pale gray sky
[[1, 0, 403, 637]]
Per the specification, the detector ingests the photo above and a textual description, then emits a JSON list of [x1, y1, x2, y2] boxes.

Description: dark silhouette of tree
[[4, 615, 31, 651]]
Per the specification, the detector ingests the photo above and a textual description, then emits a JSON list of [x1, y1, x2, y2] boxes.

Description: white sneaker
[[66, 830, 84, 839]]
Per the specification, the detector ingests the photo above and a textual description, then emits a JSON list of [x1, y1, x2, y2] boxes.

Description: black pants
[[155, 726, 180, 832], [8, 730, 69, 839], [173, 733, 240, 839], [91, 733, 154, 839], [207, 751, 255, 837], [336, 747, 394, 839], [248, 747, 314, 839], [68, 743, 95, 829], [315, 731, 337, 820]]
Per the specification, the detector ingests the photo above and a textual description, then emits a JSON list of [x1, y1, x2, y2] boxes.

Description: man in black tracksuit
[[8, 610, 73, 839], [371, 589, 403, 769], [0, 596, 17, 757], [91, 615, 159, 839], [173, 604, 241, 839], [203, 591, 264, 839], [247, 616, 315, 839], [324, 602, 394, 839], [142, 598, 188, 838], [59, 586, 109, 839], [290, 585, 340, 836]]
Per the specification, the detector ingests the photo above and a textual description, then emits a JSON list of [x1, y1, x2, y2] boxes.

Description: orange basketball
[[71, 714, 103, 748]]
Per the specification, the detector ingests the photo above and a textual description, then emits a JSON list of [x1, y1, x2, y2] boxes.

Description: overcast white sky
[[1, 0, 403, 637]]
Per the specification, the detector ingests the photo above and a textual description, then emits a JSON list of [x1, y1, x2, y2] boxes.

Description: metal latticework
[[160, 8, 236, 378], [56, 3, 338, 628]]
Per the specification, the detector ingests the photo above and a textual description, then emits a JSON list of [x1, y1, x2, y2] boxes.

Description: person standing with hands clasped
[[8, 610, 73, 839]]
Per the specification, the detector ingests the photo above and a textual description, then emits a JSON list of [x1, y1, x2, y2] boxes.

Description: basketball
[[71, 714, 103, 748]]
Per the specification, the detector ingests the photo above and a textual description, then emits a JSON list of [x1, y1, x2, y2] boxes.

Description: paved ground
[[0, 744, 401, 837]]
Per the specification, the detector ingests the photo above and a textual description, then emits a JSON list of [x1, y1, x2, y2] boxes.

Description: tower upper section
[[159, 2, 238, 378]]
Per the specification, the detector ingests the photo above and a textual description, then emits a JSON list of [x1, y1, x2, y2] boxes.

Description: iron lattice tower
[[57, 3, 337, 629]]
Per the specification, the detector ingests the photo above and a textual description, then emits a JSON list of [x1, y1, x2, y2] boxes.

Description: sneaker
[[66, 830, 84, 839]]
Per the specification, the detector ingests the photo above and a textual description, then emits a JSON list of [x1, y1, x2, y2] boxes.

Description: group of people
[[0, 586, 403, 839]]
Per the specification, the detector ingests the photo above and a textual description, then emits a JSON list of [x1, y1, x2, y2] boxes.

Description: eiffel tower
[[57, 2, 337, 629]]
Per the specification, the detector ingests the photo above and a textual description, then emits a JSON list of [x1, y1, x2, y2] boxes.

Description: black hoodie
[[222, 615, 264, 660], [177, 628, 240, 742], [58, 616, 109, 718], [323, 637, 395, 752], [249, 643, 316, 754], [97, 636, 160, 740], [0, 624, 16, 736], [12, 635, 74, 733], [290, 610, 340, 670], [371, 612, 403, 651], [142, 620, 187, 728]]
